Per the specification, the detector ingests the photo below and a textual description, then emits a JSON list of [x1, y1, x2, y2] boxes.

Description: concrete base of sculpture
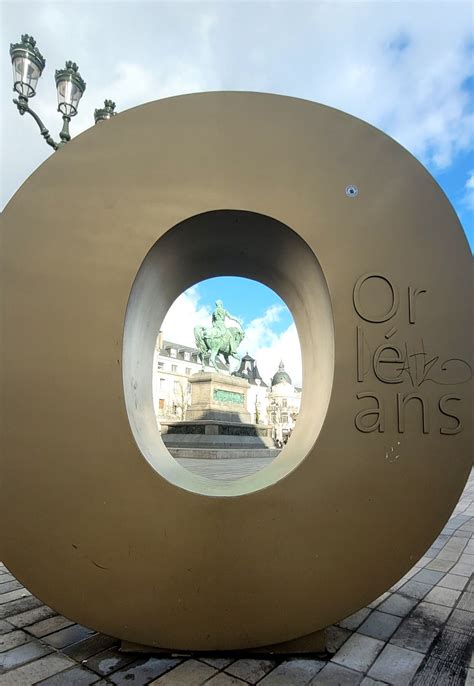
[[121, 628, 327, 656]]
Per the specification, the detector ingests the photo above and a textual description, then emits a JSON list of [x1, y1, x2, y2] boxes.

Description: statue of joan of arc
[[194, 300, 244, 370]]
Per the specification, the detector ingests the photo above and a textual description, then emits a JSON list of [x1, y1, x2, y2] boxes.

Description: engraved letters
[[355, 393, 385, 433], [373, 345, 404, 384], [397, 393, 430, 434], [353, 273, 399, 323], [353, 274, 470, 435], [439, 395, 463, 435]]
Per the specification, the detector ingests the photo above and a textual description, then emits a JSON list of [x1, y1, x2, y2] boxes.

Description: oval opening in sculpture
[[122, 209, 335, 496]]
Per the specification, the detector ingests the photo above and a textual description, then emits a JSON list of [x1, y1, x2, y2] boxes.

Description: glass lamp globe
[[55, 61, 86, 117], [94, 100, 117, 124], [10, 35, 45, 98]]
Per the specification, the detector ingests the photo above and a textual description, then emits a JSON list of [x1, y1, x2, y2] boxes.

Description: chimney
[[157, 330, 164, 350]]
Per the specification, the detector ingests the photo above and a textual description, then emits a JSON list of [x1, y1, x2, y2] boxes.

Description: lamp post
[[94, 99, 117, 124], [10, 35, 117, 151], [268, 399, 282, 445]]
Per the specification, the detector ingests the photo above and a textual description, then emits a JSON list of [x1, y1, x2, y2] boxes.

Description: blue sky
[[197, 277, 292, 331], [436, 149, 473, 247]]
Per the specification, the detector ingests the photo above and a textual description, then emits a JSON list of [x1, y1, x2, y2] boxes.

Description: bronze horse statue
[[194, 325, 244, 370]]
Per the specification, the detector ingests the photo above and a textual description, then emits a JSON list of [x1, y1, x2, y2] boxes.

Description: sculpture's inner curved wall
[[123, 210, 334, 494]]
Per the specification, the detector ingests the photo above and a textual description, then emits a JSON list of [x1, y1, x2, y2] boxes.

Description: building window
[[185, 367, 191, 375], [170, 348, 177, 358], [281, 413, 289, 423], [157, 362, 164, 370], [171, 364, 178, 373], [173, 381, 181, 394], [159, 378, 166, 389], [184, 352, 190, 361], [158, 398, 165, 410], [282, 399, 288, 408]]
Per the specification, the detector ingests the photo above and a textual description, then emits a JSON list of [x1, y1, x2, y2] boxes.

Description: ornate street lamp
[[94, 99, 117, 124], [10, 35, 117, 151]]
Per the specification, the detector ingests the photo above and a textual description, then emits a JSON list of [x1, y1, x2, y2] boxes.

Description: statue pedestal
[[186, 372, 252, 423], [161, 372, 273, 453]]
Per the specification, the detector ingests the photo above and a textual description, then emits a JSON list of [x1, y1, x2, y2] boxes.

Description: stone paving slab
[[149, 659, 216, 685], [26, 615, 74, 639], [312, 662, 362, 684], [82, 646, 138, 676], [0, 640, 52, 673], [332, 633, 384, 673], [357, 610, 402, 641], [6, 606, 56, 630], [225, 658, 275, 683], [0, 654, 75, 685], [62, 632, 117, 662], [367, 644, 425, 685], [0, 469, 472, 685], [176, 457, 274, 480], [258, 658, 324, 684], [36, 665, 99, 686], [0, 631, 32, 653], [0, 625, 13, 638], [109, 656, 183, 684]]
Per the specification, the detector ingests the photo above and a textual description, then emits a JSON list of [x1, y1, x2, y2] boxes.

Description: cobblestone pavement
[[0, 471, 472, 685], [176, 457, 275, 480]]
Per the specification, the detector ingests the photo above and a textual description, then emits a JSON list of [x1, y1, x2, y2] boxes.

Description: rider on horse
[[210, 300, 242, 338], [194, 300, 244, 370]]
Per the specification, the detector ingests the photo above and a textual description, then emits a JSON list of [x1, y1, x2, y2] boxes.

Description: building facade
[[267, 361, 302, 443]]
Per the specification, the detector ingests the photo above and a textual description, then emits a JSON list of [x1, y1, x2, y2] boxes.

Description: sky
[[1, 1, 473, 388]]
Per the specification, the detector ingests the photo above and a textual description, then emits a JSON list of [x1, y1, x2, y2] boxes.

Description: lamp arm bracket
[[13, 97, 59, 151]]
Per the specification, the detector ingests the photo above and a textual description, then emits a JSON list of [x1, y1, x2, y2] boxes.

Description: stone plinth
[[186, 372, 252, 423], [160, 372, 273, 453]]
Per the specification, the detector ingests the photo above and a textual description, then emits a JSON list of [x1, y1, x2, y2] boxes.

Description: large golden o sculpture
[[0, 92, 471, 650]]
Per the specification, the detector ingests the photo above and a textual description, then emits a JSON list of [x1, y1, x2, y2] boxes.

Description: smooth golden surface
[[0, 92, 472, 650]]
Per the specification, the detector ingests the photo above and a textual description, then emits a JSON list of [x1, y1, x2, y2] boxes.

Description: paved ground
[[0, 471, 472, 685], [176, 457, 274, 480]]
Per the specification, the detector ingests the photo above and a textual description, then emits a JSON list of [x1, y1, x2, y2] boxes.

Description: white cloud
[[250, 320, 302, 389], [463, 171, 474, 210], [108, 63, 155, 107], [241, 304, 302, 386], [243, 304, 285, 351], [160, 286, 211, 348]]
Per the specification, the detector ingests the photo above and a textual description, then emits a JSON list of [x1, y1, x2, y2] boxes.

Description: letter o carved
[[353, 273, 399, 323], [0, 92, 471, 651]]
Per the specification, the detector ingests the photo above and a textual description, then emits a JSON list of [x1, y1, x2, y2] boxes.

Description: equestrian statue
[[194, 300, 244, 370]]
